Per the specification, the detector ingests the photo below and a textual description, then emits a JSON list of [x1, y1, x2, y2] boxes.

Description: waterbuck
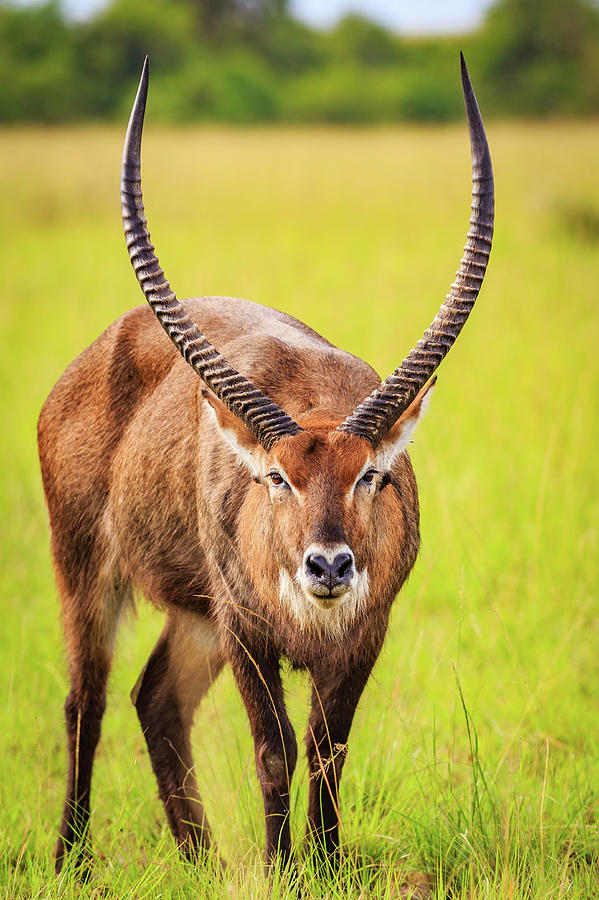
[[38, 54, 493, 875]]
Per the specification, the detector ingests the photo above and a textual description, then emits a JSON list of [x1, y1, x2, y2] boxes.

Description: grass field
[[0, 119, 598, 899]]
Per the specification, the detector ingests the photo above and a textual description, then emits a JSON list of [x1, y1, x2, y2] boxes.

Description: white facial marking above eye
[[203, 398, 304, 498], [356, 459, 375, 483], [267, 470, 288, 488], [266, 463, 301, 500], [348, 460, 379, 498]]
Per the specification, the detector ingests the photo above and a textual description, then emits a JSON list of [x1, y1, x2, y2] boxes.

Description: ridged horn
[[121, 57, 303, 452], [337, 53, 494, 446]]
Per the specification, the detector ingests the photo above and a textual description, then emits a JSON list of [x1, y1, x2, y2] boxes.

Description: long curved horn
[[121, 57, 303, 452], [337, 53, 494, 446]]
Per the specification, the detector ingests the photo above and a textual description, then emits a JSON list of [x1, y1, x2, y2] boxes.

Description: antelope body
[[39, 56, 493, 875]]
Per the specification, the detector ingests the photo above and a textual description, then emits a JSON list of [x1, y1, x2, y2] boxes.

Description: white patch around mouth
[[278, 567, 370, 638]]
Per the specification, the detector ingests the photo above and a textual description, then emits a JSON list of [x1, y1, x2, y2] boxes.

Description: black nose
[[306, 553, 354, 590]]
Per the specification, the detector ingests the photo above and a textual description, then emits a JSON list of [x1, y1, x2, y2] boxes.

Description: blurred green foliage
[[1, 0, 599, 122]]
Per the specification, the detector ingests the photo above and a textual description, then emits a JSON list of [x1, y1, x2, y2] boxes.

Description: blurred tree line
[[1, 0, 599, 123]]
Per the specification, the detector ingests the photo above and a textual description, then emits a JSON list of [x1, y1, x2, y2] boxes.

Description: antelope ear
[[200, 390, 268, 477], [375, 377, 436, 470]]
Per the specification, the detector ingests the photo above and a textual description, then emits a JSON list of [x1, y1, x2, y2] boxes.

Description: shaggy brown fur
[[39, 296, 428, 873]]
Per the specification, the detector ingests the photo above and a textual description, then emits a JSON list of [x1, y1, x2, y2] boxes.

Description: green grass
[[0, 121, 598, 898]]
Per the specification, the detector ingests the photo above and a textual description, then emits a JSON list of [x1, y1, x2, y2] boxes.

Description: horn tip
[[459, 51, 473, 98], [140, 56, 149, 90]]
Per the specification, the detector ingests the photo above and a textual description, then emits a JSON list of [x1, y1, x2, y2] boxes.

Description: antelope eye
[[360, 469, 376, 486], [268, 471, 286, 487]]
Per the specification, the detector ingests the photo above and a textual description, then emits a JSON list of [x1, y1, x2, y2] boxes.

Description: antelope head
[[121, 54, 493, 620], [201, 380, 435, 614]]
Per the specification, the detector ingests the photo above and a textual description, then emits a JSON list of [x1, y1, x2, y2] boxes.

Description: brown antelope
[[38, 54, 493, 876]]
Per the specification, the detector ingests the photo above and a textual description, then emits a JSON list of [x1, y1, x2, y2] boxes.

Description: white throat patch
[[278, 567, 370, 639]]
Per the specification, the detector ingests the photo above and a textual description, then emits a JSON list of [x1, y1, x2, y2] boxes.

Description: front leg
[[305, 657, 377, 861], [225, 627, 297, 869]]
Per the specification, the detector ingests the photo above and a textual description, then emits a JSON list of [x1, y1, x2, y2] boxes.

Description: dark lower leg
[[306, 730, 346, 860], [55, 681, 107, 873], [256, 740, 296, 868], [225, 634, 297, 869], [305, 661, 376, 863], [134, 627, 217, 856]]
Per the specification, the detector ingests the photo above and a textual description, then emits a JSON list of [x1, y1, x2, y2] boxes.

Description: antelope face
[[203, 380, 434, 615], [269, 428, 383, 610]]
